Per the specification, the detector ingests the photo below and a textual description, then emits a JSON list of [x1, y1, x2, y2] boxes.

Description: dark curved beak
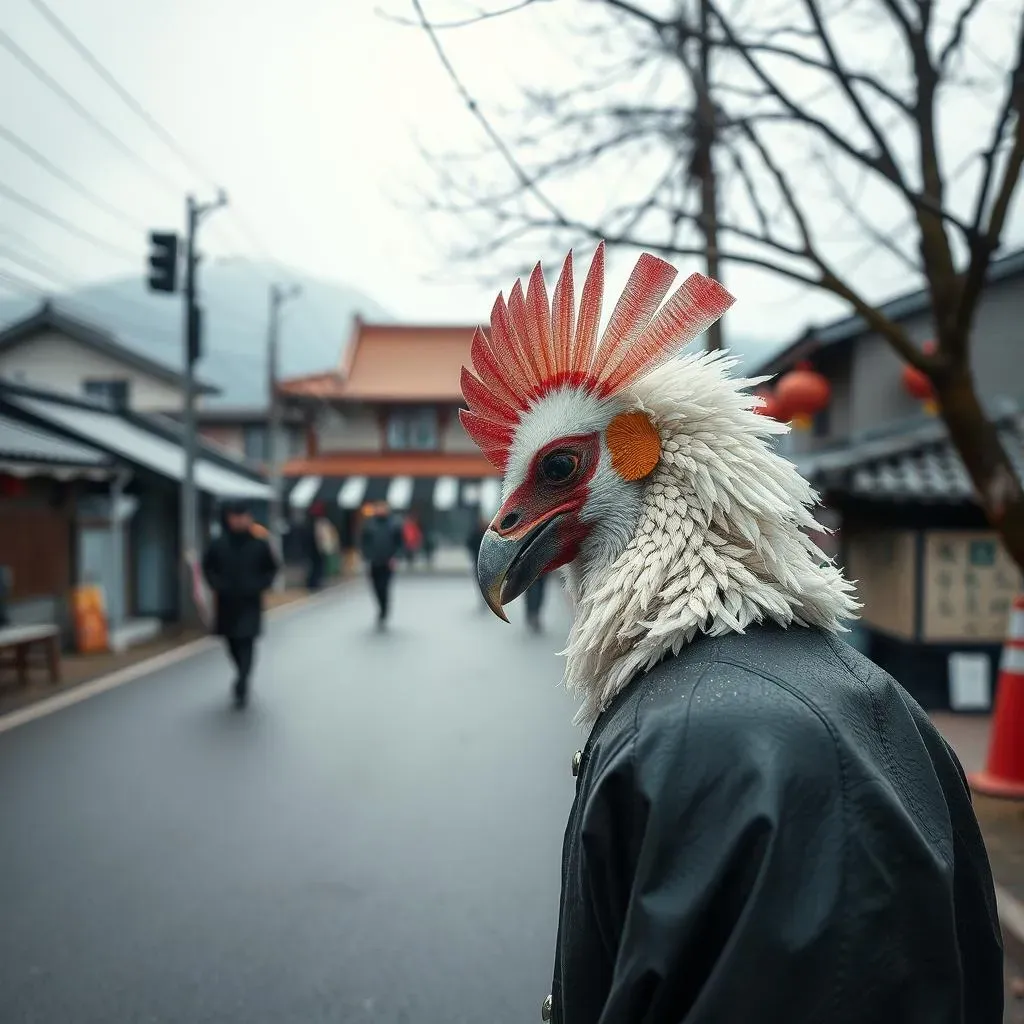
[[476, 515, 565, 622]]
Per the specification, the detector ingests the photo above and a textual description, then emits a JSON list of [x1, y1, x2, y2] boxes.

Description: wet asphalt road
[[0, 576, 582, 1024]]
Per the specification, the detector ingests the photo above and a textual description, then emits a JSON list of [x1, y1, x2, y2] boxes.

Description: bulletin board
[[843, 530, 917, 640], [921, 530, 1022, 643]]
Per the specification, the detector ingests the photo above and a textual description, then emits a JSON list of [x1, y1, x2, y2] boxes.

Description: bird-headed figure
[[461, 241, 858, 723]]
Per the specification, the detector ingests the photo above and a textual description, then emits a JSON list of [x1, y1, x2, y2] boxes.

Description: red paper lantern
[[0, 474, 26, 498], [753, 389, 787, 421], [901, 340, 938, 414], [902, 365, 933, 399], [775, 360, 831, 429]]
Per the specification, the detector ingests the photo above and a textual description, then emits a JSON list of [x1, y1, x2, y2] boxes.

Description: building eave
[[0, 300, 219, 394], [282, 451, 499, 478], [750, 247, 1024, 377]]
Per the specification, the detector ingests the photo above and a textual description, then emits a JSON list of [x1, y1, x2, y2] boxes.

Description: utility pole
[[691, 0, 723, 352], [266, 281, 301, 590], [179, 190, 226, 625]]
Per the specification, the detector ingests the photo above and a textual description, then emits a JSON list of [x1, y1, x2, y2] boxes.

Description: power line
[[0, 219, 271, 341], [0, 236, 271, 361], [0, 179, 139, 260], [0, 259, 157, 334], [26, 0, 218, 190], [225, 213, 343, 346], [0, 240, 184, 326], [0, 224, 72, 266], [0, 242, 77, 288], [0, 27, 182, 198], [0, 263, 189, 356], [0, 123, 144, 230], [7, 2, 342, 390], [0, 264, 56, 297], [21, 0, 344, 357]]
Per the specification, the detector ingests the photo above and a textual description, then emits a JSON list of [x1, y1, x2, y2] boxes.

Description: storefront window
[[387, 407, 438, 450]]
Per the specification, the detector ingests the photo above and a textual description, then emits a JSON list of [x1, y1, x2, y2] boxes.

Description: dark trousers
[[226, 637, 255, 696], [369, 564, 393, 620], [307, 554, 324, 590], [526, 576, 547, 619]]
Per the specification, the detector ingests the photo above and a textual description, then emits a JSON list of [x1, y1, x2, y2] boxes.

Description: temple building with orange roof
[[278, 317, 501, 550]]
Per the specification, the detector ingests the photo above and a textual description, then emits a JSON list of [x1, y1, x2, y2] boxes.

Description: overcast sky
[[0, 0, 1021, 355]]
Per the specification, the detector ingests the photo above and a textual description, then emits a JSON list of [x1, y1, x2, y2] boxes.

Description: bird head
[[462, 240, 732, 619], [461, 242, 857, 720]]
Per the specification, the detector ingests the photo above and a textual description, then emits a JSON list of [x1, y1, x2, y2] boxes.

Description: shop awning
[[0, 412, 112, 479], [3, 392, 270, 500], [286, 475, 503, 516]]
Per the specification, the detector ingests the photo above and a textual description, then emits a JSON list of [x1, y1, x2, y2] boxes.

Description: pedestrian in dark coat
[[466, 517, 488, 609], [305, 502, 326, 591], [549, 626, 1003, 1024], [202, 500, 279, 707], [359, 501, 403, 627], [524, 575, 547, 632]]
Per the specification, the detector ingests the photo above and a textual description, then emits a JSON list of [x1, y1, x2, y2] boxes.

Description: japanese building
[[278, 318, 501, 550], [750, 249, 1024, 711]]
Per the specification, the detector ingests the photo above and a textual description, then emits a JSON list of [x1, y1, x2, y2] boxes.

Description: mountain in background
[[0, 260, 779, 406], [0, 259, 393, 407]]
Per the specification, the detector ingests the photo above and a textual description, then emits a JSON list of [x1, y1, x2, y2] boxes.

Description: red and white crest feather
[[460, 241, 735, 471]]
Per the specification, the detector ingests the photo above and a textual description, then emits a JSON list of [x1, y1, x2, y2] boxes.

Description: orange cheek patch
[[606, 410, 661, 481]]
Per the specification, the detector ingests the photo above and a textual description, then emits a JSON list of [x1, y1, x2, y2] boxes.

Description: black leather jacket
[[549, 624, 1003, 1024]]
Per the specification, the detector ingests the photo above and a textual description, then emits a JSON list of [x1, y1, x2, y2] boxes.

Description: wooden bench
[[0, 624, 61, 686]]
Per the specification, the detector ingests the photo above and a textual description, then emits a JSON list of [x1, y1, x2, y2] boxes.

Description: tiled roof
[[797, 404, 1024, 503], [0, 411, 109, 466], [278, 371, 345, 399], [279, 322, 477, 402], [0, 382, 270, 499]]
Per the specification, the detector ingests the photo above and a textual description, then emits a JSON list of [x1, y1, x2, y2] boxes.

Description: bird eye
[[540, 451, 579, 484]]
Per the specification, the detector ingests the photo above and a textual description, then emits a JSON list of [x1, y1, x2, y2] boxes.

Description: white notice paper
[[948, 652, 992, 711]]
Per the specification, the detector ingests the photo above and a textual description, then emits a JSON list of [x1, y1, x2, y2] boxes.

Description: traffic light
[[147, 231, 179, 293]]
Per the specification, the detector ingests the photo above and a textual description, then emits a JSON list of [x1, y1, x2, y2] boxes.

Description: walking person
[[360, 501, 403, 627], [202, 500, 279, 708], [466, 515, 488, 609], [525, 574, 547, 632], [401, 514, 423, 568], [422, 529, 436, 569], [305, 501, 327, 591]]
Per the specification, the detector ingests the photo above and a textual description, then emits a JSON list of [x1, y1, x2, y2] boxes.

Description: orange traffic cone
[[970, 595, 1024, 799]]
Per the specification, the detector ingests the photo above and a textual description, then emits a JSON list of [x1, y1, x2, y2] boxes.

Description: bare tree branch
[[739, 40, 913, 113], [700, 0, 976, 238], [377, 0, 550, 29], [721, 143, 773, 240], [939, 0, 988, 68], [407, 0, 569, 227], [405, 0, 1024, 568], [800, 0, 903, 164], [874, 0, 916, 36], [808, 145, 922, 275], [954, 14, 1024, 350]]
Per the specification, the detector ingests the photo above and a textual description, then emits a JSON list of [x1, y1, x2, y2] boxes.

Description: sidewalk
[[934, 712, 1024, 902], [934, 712, 1024, 1019], [0, 583, 343, 720]]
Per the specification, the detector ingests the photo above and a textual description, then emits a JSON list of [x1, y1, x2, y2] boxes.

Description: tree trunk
[[935, 363, 1024, 572]]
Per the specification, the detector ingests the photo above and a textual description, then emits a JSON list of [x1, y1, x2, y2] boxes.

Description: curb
[[0, 581, 350, 736], [997, 883, 1024, 961]]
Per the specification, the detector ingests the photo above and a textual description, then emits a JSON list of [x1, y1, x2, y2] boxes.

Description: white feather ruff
[[557, 350, 861, 726]]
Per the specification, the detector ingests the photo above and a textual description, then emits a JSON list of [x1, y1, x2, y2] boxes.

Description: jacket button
[[541, 994, 552, 1021], [571, 750, 582, 777]]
